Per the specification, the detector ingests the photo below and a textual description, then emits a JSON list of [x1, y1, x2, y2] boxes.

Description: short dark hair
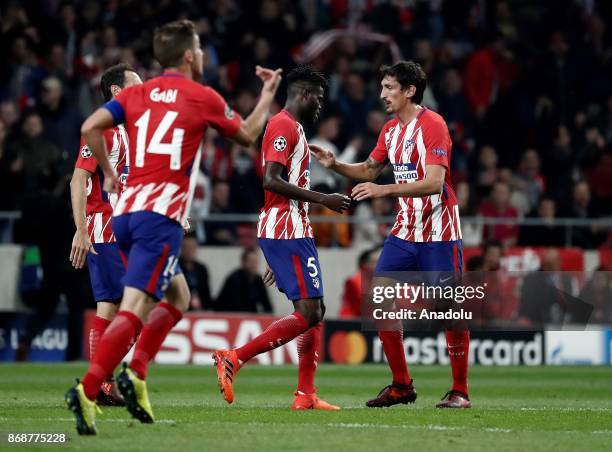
[[358, 247, 379, 267], [286, 65, 327, 93], [100, 63, 135, 102], [153, 19, 196, 69], [379, 61, 427, 104]]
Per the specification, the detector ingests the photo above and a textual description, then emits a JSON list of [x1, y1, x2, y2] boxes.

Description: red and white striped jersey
[[369, 108, 462, 242], [75, 126, 128, 243], [257, 110, 313, 239], [104, 72, 242, 225]]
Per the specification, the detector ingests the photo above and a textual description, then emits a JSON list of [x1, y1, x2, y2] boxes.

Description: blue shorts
[[87, 242, 125, 302], [112, 211, 183, 300], [376, 235, 463, 285], [259, 238, 324, 301]]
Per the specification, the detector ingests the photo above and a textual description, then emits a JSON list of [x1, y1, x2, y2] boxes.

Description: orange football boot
[[213, 349, 241, 404], [291, 390, 340, 411]]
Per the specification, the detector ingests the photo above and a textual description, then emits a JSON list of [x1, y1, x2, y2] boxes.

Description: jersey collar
[[281, 108, 297, 121]]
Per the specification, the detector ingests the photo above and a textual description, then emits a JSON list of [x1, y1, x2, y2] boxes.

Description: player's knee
[[165, 274, 190, 313], [295, 299, 324, 327]]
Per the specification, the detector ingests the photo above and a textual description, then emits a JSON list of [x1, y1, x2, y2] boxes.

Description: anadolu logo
[[328, 331, 367, 364]]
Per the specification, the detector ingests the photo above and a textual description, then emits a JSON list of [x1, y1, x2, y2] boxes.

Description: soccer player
[[69, 63, 142, 406], [65, 19, 282, 435], [213, 66, 350, 410], [311, 61, 471, 408]]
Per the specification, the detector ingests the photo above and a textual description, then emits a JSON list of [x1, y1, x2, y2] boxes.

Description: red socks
[[236, 312, 309, 364], [378, 327, 412, 386], [89, 316, 111, 361], [446, 329, 470, 395], [130, 303, 183, 379], [296, 322, 322, 394], [82, 311, 143, 400]]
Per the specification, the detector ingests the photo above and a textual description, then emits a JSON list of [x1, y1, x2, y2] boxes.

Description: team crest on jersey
[[81, 145, 92, 158], [312, 277, 320, 289], [273, 136, 287, 151], [224, 104, 234, 119], [404, 139, 415, 152]]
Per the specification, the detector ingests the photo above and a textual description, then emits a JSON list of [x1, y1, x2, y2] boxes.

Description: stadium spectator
[[1, 110, 63, 207], [228, 142, 263, 214], [479, 181, 520, 247], [519, 196, 565, 247], [309, 114, 342, 192], [579, 268, 612, 323], [205, 180, 238, 246], [37, 77, 82, 160], [456, 181, 482, 247], [334, 73, 377, 146], [0, 101, 19, 130], [562, 181, 605, 248], [473, 145, 500, 199], [214, 248, 272, 313], [463, 32, 517, 121], [338, 247, 379, 318], [511, 149, 545, 215], [518, 249, 575, 326], [544, 125, 575, 206], [179, 234, 212, 311]]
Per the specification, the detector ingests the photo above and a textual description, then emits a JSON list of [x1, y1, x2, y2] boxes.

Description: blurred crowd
[[1, 0, 611, 251]]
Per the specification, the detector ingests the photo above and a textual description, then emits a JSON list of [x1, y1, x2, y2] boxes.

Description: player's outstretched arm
[[231, 66, 282, 146], [352, 164, 445, 201], [310, 144, 384, 182], [263, 162, 350, 213], [81, 108, 119, 193], [69, 168, 97, 269]]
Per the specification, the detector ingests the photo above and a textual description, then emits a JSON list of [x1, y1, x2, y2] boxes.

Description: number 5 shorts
[[258, 237, 324, 301], [112, 211, 184, 301]]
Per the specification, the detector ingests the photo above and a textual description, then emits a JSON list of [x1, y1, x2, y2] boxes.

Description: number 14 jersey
[[104, 72, 242, 225]]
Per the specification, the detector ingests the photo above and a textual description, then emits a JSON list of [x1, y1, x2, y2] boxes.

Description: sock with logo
[[89, 316, 111, 361], [296, 322, 322, 394], [236, 312, 309, 364], [82, 311, 143, 401], [446, 329, 470, 396]]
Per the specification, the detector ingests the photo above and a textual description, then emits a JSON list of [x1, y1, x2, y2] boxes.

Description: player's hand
[[102, 170, 119, 193], [322, 193, 351, 213], [310, 144, 336, 168], [351, 182, 388, 201], [256, 66, 282, 96], [70, 229, 97, 269], [263, 266, 276, 287]]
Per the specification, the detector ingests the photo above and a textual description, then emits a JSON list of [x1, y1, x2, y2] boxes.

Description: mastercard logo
[[328, 331, 367, 364]]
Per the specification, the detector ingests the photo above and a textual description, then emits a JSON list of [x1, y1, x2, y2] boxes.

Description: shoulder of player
[[419, 108, 449, 130], [266, 111, 299, 135]]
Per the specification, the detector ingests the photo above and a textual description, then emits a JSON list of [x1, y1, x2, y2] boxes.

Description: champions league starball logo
[[273, 136, 287, 151], [81, 145, 92, 158]]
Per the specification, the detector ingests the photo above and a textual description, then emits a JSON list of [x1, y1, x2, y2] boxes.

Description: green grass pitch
[[1, 363, 611, 451]]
